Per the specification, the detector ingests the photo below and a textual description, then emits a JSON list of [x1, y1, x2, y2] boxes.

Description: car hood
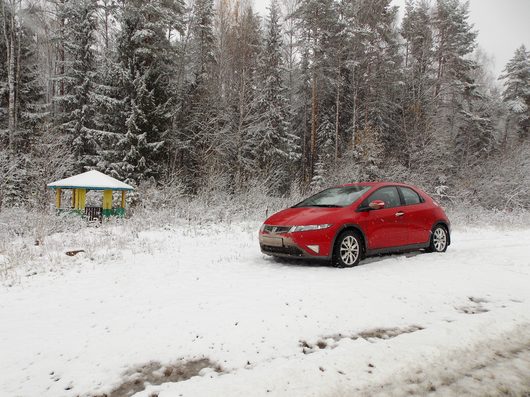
[[265, 206, 346, 226]]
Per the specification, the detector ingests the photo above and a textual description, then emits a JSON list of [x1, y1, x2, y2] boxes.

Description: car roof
[[340, 182, 415, 188]]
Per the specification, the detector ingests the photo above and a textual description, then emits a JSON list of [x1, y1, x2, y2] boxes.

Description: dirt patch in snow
[[300, 325, 424, 354], [456, 296, 490, 315], [90, 358, 222, 397]]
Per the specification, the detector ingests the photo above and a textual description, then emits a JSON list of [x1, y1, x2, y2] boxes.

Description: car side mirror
[[369, 200, 385, 210]]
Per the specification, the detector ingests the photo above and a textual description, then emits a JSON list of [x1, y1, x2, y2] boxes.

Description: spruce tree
[[0, 1, 46, 207], [113, 0, 183, 185], [246, 0, 298, 194], [454, 82, 496, 169], [500, 45, 530, 140], [53, 0, 101, 173]]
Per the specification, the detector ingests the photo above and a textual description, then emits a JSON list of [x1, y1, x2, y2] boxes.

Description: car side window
[[362, 187, 401, 209], [399, 187, 422, 206]]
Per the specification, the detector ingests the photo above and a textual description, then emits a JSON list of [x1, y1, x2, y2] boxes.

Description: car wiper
[[292, 204, 343, 208]]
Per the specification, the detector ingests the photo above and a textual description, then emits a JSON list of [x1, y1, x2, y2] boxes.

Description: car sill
[[366, 242, 430, 257]]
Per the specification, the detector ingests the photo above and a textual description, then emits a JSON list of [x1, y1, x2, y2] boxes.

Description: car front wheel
[[428, 225, 448, 253], [333, 231, 362, 268]]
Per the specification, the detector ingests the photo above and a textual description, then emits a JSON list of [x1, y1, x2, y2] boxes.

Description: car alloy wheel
[[431, 226, 448, 252], [334, 231, 362, 268]]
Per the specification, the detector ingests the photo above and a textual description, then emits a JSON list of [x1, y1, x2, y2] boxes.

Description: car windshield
[[293, 186, 372, 208]]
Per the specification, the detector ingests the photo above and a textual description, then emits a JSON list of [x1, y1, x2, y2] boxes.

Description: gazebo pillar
[[55, 188, 62, 209], [103, 190, 113, 216], [76, 189, 87, 211], [121, 191, 126, 209]]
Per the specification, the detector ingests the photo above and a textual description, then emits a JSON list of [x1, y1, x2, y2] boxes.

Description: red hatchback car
[[259, 182, 450, 267]]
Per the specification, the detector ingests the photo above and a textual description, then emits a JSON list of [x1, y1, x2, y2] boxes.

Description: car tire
[[427, 225, 448, 253], [332, 230, 363, 268]]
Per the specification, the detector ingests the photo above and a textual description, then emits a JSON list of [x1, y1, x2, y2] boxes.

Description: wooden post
[[78, 189, 86, 210], [55, 188, 61, 208], [103, 190, 113, 210], [72, 189, 76, 208], [121, 191, 126, 209]]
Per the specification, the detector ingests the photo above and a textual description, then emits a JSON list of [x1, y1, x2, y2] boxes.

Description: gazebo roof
[[48, 170, 134, 191]]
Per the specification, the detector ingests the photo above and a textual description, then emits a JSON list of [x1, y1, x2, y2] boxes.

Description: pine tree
[[348, 0, 402, 149], [326, 0, 402, 184], [293, 0, 338, 182], [222, 3, 262, 192], [174, 0, 216, 192], [428, 0, 478, 185], [499, 45, 530, 140], [400, 0, 436, 167]]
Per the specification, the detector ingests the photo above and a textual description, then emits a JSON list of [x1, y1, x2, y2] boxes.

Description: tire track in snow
[[340, 323, 530, 397]]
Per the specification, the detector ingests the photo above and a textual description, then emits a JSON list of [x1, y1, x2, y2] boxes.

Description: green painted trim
[[103, 208, 126, 218], [55, 208, 127, 218], [48, 186, 134, 191]]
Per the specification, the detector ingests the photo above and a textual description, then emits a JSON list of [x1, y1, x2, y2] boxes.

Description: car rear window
[[400, 187, 423, 205]]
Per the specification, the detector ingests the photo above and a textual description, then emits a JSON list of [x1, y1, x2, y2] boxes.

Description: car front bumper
[[260, 235, 310, 258], [259, 231, 334, 259]]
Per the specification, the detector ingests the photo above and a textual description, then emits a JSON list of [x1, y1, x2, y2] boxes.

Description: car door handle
[[395, 212, 405, 217]]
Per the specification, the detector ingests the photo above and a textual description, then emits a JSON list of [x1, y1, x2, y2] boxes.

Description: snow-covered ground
[[1, 223, 529, 397]]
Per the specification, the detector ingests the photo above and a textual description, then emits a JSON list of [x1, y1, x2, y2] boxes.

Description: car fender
[[431, 220, 451, 245], [329, 223, 368, 259]]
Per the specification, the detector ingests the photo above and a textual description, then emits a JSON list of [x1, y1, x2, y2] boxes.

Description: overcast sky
[[252, 0, 529, 78]]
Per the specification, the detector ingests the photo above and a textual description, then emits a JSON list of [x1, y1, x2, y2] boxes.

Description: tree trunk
[[3, 0, 17, 153], [352, 64, 357, 146], [435, 30, 445, 98], [15, 0, 21, 133], [58, 0, 65, 97], [103, 0, 110, 51], [335, 71, 340, 162], [310, 71, 318, 178]]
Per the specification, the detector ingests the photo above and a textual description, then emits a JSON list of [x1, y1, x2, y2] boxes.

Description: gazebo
[[48, 170, 134, 220]]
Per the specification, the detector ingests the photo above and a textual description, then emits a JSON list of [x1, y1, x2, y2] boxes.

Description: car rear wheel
[[428, 225, 448, 253], [333, 231, 362, 268]]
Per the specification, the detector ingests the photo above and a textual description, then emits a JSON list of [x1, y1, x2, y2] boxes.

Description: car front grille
[[261, 245, 305, 257], [263, 225, 291, 234]]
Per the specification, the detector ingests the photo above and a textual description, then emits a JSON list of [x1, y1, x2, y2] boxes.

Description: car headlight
[[289, 224, 332, 233]]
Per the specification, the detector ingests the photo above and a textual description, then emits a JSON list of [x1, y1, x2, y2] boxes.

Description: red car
[[259, 182, 450, 267]]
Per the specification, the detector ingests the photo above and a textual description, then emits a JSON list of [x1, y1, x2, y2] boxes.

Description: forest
[[0, 0, 528, 211]]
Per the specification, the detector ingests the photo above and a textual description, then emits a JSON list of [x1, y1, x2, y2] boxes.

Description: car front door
[[357, 186, 408, 250]]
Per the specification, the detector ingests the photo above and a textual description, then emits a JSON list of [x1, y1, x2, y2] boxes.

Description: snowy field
[[1, 222, 530, 397]]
